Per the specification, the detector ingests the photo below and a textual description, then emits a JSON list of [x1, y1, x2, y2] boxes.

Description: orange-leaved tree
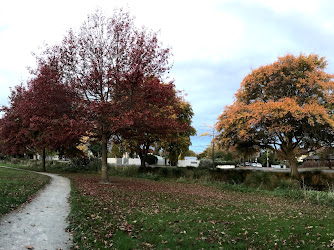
[[216, 54, 334, 179]]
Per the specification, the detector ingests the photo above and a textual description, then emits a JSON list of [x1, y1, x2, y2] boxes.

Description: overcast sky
[[1, 0, 334, 153]]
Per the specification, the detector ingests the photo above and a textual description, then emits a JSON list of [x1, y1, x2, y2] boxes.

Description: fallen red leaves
[[67, 173, 334, 249]]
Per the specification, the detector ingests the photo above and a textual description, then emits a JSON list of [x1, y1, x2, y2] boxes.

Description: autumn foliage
[[0, 9, 191, 178], [217, 54, 334, 179], [116, 76, 190, 167], [0, 58, 87, 171], [50, 9, 182, 180]]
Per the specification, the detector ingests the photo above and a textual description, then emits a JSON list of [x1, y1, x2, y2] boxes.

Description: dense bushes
[[199, 158, 236, 169], [68, 158, 102, 172], [146, 155, 158, 165], [5, 157, 334, 191], [2, 158, 102, 173], [198, 159, 213, 169], [244, 171, 280, 190], [276, 178, 300, 190]]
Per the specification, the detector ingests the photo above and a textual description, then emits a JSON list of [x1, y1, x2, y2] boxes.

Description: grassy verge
[[0, 167, 50, 216], [0, 159, 99, 173], [66, 173, 334, 249]]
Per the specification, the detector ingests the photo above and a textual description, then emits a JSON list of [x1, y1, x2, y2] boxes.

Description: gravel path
[[0, 168, 72, 250]]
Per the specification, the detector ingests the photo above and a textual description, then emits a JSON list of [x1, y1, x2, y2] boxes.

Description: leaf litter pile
[[67, 174, 334, 249]]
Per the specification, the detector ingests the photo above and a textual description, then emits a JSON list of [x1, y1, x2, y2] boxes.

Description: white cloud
[[246, 0, 322, 15]]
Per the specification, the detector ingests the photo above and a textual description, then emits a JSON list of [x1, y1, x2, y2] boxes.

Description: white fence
[[107, 157, 200, 167], [272, 164, 287, 169], [177, 159, 200, 167], [216, 165, 235, 169]]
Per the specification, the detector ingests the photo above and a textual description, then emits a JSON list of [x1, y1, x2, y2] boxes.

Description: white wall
[[216, 165, 235, 169], [107, 158, 123, 165], [177, 159, 200, 168], [129, 158, 141, 165], [107, 157, 200, 167]]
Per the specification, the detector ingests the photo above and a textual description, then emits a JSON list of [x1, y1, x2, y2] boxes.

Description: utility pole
[[199, 123, 217, 168]]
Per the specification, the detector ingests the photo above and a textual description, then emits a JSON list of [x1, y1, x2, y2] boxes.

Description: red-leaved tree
[[117, 76, 189, 167], [0, 57, 87, 171], [51, 9, 172, 182]]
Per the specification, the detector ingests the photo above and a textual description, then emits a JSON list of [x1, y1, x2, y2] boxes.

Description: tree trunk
[[100, 131, 109, 183], [327, 158, 332, 169], [139, 153, 147, 168], [289, 159, 300, 180], [139, 144, 150, 168], [41, 147, 46, 172]]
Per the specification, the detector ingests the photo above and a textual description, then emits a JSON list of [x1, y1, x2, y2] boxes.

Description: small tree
[[161, 101, 196, 166]]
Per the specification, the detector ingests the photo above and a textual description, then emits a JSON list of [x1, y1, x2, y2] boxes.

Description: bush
[[276, 179, 300, 191], [244, 171, 279, 190], [214, 159, 236, 167], [192, 169, 210, 180], [198, 158, 214, 169], [26, 160, 41, 169], [68, 158, 102, 172], [88, 158, 102, 171], [170, 168, 186, 178], [146, 155, 158, 165], [10, 158, 21, 164], [301, 170, 333, 191], [210, 169, 252, 184], [109, 165, 139, 177], [157, 167, 170, 177]]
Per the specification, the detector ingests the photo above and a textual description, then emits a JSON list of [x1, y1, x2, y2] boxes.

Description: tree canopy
[[116, 77, 191, 167], [159, 101, 196, 166], [1, 9, 192, 177], [43, 9, 175, 181], [0, 58, 86, 171], [217, 54, 334, 179]]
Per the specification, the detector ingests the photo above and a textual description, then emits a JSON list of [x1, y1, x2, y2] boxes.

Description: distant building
[[303, 154, 334, 162]]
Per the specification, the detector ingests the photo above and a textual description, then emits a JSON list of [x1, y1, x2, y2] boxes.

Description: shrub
[[276, 179, 300, 191], [214, 159, 236, 167], [301, 170, 333, 191], [87, 158, 102, 172], [170, 168, 186, 178], [10, 158, 21, 164], [109, 165, 139, 177], [192, 169, 210, 180], [68, 158, 102, 172], [146, 155, 158, 165], [210, 169, 252, 184], [27, 160, 41, 169], [244, 171, 279, 190], [198, 158, 214, 169], [157, 167, 170, 177]]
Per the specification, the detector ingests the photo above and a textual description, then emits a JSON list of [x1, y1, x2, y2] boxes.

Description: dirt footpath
[[0, 169, 72, 250]]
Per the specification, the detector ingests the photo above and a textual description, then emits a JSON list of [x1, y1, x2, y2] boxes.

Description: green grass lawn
[[67, 173, 334, 249], [0, 167, 50, 216]]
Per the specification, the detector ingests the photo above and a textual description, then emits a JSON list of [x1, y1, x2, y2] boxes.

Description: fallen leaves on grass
[[67, 173, 334, 249]]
